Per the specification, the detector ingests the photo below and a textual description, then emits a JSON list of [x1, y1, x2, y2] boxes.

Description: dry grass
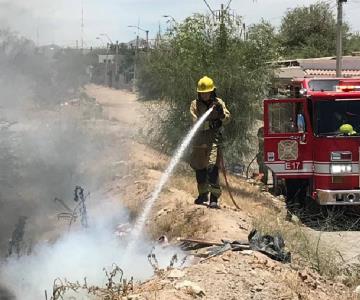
[[168, 175, 198, 196], [252, 210, 343, 279], [124, 197, 144, 221], [148, 206, 209, 241]]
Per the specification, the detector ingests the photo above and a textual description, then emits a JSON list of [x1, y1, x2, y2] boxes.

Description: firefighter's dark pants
[[194, 144, 221, 199], [196, 165, 221, 198]]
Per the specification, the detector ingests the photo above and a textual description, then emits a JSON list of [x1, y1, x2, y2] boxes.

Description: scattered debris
[[55, 186, 90, 230], [179, 230, 291, 263], [74, 186, 88, 228], [167, 269, 185, 279], [229, 163, 245, 177], [54, 197, 73, 213], [7, 216, 27, 257], [241, 250, 254, 256], [179, 238, 249, 251], [175, 280, 205, 297], [248, 229, 291, 263], [200, 243, 232, 263], [157, 235, 169, 246]]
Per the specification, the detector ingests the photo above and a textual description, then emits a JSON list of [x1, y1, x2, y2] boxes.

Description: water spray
[[127, 107, 214, 252]]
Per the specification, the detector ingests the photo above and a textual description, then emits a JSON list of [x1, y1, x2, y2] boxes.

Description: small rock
[[175, 280, 205, 297], [291, 215, 300, 224], [160, 279, 172, 285], [334, 274, 347, 284], [298, 271, 308, 281], [222, 256, 230, 262], [264, 259, 277, 269], [241, 250, 254, 256], [167, 269, 185, 279], [277, 195, 286, 201], [354, 285, 360, 295]]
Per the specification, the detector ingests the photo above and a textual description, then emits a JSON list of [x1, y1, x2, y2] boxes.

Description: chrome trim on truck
[[316, 189, 360, 205]]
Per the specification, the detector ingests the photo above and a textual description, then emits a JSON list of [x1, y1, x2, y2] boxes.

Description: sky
[[0, 0, 359, 47]]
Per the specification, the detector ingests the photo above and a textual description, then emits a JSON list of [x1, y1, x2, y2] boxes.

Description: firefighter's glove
[[208, 103, 225, 120], [209, 119, 222, 130], [214, 102, 225, 118]]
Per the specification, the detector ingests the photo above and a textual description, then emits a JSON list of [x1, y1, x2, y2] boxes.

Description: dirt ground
[[84, 85, 360, 300]]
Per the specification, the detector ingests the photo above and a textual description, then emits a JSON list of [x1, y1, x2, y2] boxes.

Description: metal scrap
[[179, 230, 291, 263], [74, 186, 88, 228], [7, 216, 27, 257], [55, 186, 89, 230]]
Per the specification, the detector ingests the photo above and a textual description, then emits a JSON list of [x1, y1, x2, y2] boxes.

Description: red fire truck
[[264, 78, 360, 205]]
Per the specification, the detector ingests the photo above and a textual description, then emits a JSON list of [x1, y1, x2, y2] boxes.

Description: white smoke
[[0, 199, 181, 300]]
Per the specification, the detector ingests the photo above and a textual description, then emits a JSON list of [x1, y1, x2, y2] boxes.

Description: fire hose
[[219, 150, 241, 210], [209, 103, 241, 210]]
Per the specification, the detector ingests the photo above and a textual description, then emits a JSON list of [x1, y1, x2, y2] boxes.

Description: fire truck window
[[315, 101, 360, 135], [290, 86, 301, 98], [268, 102, 305, 133], [308, 80, 339, 91]]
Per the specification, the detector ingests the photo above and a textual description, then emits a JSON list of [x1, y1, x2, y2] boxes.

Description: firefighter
[[189, 76, 231, 209]]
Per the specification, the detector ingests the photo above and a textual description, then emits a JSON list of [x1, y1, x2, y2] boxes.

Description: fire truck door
[[264, 99, 312, 176]]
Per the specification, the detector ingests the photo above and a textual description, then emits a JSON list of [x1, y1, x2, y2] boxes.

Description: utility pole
[[336, 0, 347, 77], [105, 43, 109, 85], [81, 0, 84, 52], [115, 40, 119, 86], [145, 30, 149, 49], [133, 35, 139, 91]]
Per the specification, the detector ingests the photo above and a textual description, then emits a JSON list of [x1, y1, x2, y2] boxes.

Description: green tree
[[345, 32, 360, 54], [279, 1, 346, 58], [136, 13, 279, 162]]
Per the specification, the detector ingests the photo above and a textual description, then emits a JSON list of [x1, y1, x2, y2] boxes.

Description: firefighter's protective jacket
[[189, 98, 231, 170]]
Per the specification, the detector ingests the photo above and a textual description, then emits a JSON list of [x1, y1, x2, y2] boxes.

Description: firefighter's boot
[[209, 194, 220, 209], [194, 193, 209, 205]]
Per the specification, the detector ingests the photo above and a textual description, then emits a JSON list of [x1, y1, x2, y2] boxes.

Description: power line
[[225, 0, 233, 10], [202, 0, 216, 16]]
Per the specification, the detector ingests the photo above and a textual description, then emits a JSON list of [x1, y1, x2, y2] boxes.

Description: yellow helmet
[[197, 76, 215, 93], [340, 124, 357, 135]]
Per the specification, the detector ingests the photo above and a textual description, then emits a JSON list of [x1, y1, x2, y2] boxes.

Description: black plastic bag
[[248, 229, 291, 263]]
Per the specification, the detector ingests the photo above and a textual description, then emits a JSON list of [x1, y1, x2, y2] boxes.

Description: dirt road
[[86, 84, 140, 126]]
